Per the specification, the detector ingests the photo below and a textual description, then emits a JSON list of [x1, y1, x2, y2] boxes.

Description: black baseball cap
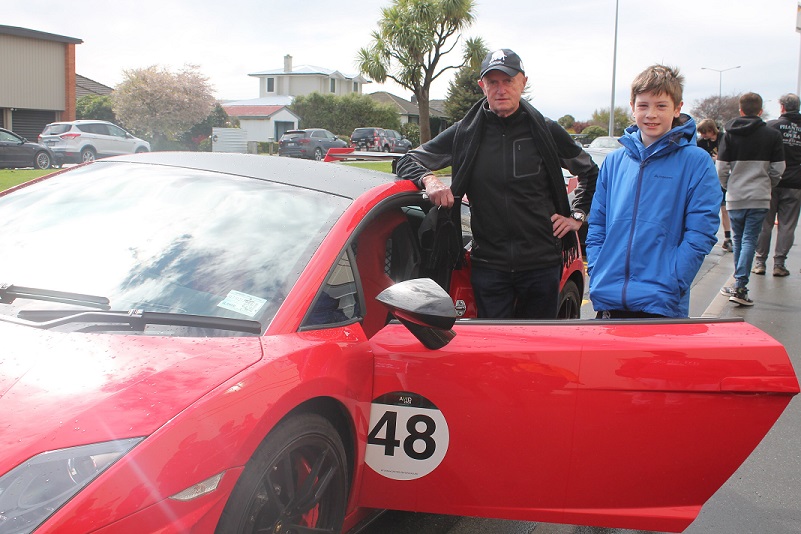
[[480, 49, 525, 78]]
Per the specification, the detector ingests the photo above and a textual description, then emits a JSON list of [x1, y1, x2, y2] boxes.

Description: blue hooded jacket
[[585, 115, 721, 317]]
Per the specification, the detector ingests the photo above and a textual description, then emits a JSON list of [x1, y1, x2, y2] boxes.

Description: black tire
[[557, 279, 581, 319], [382, 144, 390, 153], [34, 151, 51, 169], [314, 147, 324, 161], [135, 147, 149, 153], [80, 147, 96, 163], [215, 413, 348, 534]]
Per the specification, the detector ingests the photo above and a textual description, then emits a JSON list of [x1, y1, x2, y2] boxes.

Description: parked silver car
[[38, 120, 150, 164]]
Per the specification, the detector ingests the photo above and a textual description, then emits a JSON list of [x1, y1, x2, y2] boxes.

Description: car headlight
[[0, 437, 142, 534]]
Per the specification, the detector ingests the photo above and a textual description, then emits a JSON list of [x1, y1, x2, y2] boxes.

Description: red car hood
[[0, 320, 263, 472]]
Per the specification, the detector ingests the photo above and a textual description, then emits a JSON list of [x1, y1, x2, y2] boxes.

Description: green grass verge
[[345, 161, 451, 176], [0, 169, 57, 191]]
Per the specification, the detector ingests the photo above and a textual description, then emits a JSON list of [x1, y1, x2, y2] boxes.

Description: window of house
[[330, 78, 336, 93], [267, 78, 275, 93], [353, 82, 358, 92]]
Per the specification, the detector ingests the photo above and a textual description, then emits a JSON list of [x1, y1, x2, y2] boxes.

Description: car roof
[[98, 151, 403, 200]]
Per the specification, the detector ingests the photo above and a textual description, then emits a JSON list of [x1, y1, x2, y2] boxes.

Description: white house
[[249, 55, 370, 98], [224, 55, 371, 143]]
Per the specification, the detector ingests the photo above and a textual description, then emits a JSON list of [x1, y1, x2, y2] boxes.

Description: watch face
[[572, 212, 585, 222]]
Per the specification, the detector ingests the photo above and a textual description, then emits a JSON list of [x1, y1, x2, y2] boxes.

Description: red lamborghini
[[0, 152, 797, 534]]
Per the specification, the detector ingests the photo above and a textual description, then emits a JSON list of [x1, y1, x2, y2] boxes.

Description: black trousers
[[470, 264, 561, 319]]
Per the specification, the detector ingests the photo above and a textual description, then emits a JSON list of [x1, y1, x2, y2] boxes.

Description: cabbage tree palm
[[357, 0, 484, 143]]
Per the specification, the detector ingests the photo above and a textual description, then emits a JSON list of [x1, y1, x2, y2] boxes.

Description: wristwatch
[[570, 210, 586, 223]]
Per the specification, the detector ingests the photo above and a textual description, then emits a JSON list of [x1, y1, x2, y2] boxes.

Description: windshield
[[0, 162, 349, 334]]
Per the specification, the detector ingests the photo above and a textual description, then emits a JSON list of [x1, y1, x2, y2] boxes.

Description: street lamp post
[[701, 66, 741, 122], [609, 0, 619, 137]]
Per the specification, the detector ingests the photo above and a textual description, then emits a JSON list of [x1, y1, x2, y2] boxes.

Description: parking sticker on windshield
[[366, 391, 449, 480], [217, 290, 267, 317]]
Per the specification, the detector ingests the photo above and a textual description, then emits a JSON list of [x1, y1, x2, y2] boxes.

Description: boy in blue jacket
[[585, 64, 721, 318]]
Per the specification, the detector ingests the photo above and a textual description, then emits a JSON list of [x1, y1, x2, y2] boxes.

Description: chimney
[[411, 95, 417, 104], [284, 54, 293, 73]]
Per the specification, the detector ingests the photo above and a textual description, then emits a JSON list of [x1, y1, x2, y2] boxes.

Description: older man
[[752, 93, 801, 277], [395, 49, 598, 319]]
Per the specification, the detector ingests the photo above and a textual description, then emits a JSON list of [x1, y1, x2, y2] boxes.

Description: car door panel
[[359, 319, 798, 532]]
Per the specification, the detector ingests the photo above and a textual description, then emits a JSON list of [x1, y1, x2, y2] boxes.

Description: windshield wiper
[[15, 309, 262, 335], [0, 283, 111, 309]]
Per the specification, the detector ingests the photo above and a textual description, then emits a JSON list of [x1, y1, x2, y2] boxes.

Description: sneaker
[[720, 286, 735, 296], [721, 239, 732, 252], [729, 287, 754, 306], [773, 265, 790, 277], [751, 263, 766, 275]]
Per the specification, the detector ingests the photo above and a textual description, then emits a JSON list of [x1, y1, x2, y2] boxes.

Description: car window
[[0, 131, 20, 142], [311, 131, 324, 138], [303, 250, 361, 328], [107, 124, 128, 138], [43, 124, 71, 135], [0, 163, 351, 334]]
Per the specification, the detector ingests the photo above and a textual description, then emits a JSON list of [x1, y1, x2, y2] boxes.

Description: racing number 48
[[367, 410, 437, 460]]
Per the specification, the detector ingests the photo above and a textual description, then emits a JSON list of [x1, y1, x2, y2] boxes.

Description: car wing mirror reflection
[[376, 278, 456, 350]]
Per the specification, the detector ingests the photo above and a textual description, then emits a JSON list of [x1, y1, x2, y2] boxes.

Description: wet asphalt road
[[359, 228, 801, 534]]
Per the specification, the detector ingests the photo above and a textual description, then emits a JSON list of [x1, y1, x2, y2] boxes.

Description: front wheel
[[34, 151, 52, 169], [314, 147, 324, 161], [215, 413, 348, 534], [80, 147, 96, 163], [557, 279, 581, 319]]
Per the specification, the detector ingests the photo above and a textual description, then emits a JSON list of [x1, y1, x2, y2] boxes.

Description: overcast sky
[[5, 0, 801, 121]]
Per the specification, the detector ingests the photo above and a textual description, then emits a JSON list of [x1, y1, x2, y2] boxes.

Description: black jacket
[[395, 98, 597, 271], [767, 111, 801, 189]]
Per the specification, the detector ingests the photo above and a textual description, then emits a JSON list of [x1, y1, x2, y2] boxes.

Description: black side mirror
[[376, 278, 456, 349]]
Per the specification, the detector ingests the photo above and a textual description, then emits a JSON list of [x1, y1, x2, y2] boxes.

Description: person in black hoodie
[[717, 92, 785, 306], [395, 49, 598, 319], [753, 93, 801, 277]]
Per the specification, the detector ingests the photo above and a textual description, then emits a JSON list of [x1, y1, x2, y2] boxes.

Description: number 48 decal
[[365, 392, 449, 480]]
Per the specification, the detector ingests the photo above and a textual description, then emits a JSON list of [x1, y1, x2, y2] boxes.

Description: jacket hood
[[725, 115, 766, 136], [620, 113, 698, 162]]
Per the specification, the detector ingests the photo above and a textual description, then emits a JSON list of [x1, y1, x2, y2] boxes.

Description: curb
[[701, 275, 735, 318]]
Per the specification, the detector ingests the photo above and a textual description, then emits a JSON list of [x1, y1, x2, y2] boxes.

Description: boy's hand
[[551, 213, 582, 238], [422, 175, 454, 207]]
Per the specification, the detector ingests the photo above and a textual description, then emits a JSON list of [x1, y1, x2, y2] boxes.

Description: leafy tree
[[179, 103, 232, 151], [76, 94, 116, 122], [558, 114, 575, 131], [291, 92, 399, 135], [581, 125, 608, 142], [590, 106, 631, 136], [444, 41, 488, 121], [690, 94, 741, 127], [112, 65, 216, 149], [572, 120, 591, 134], [357, 0, 485, 143]]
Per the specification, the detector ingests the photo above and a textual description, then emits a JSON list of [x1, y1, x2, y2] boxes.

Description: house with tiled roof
[[367, 91, 451, 135], [221, 96, 300, 143], [75, 74, 113, 98]]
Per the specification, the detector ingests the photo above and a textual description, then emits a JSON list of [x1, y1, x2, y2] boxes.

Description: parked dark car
[[350, 127, 391, 152], [0, 127, 54, 169], [384, 129, 412, 153], [278, 129, 347, 160]]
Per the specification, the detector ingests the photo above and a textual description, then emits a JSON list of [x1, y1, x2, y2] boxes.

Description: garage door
[[10, 110, 57, 141]]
